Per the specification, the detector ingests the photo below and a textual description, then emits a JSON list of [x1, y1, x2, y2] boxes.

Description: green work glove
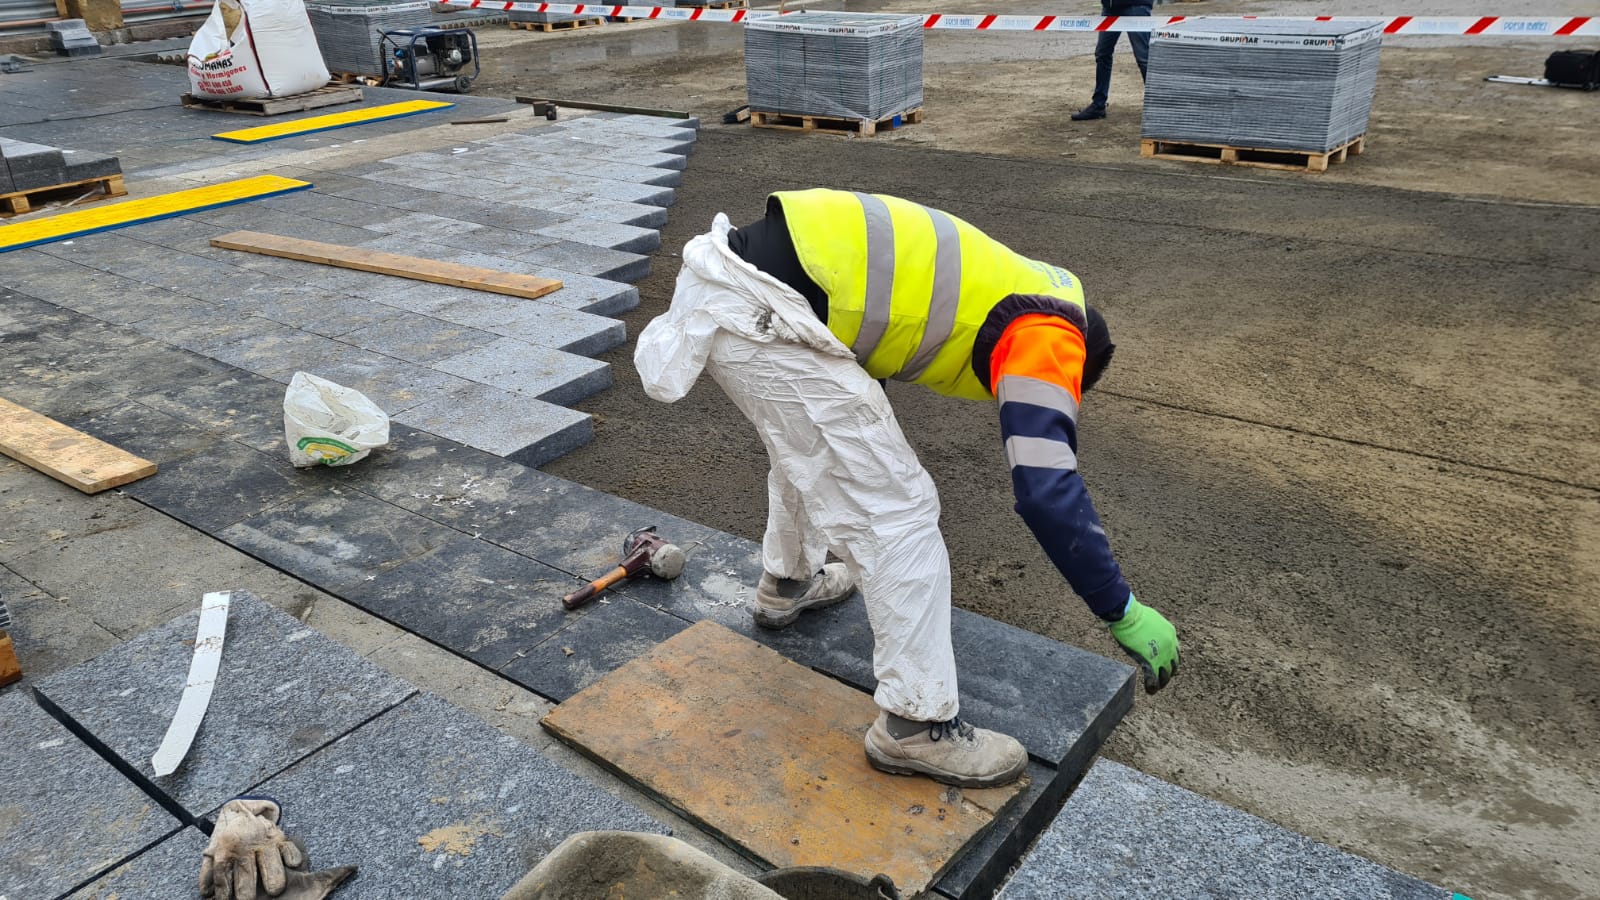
[[1107, 595, 1180, 694]]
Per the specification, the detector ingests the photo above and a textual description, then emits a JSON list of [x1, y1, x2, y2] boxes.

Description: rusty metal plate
[[541, 620, 1029, 896]]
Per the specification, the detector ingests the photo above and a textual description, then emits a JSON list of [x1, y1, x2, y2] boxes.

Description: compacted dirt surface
[[471, 3, 1599, 898]]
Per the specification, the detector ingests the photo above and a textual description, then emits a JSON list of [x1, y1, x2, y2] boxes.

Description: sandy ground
[[466, 3, 1600, 898]]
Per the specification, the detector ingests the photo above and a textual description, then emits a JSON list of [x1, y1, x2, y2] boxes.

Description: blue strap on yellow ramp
[[211, 100, 456, 144], [0, 175, 312, 253]]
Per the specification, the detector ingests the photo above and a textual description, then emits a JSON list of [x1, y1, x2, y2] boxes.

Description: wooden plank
[[0, 398, 157, 494], [0, 174, 126, 218], [0, 633, 19, 688], [541, 621, 1028, 897], [0, 175, 308, 253], [210, 231, 564, 300]]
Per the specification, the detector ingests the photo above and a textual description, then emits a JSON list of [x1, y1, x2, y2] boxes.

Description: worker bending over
[[635, 190, 1180, 788]]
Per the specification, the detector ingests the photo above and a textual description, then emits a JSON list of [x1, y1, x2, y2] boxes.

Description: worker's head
[[1082, 305, 1116, 393]]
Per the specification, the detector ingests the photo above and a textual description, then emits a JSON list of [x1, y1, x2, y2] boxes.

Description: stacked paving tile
[[744, 12, 924, 120], [4, 110, 696, 467], [0, 592, 664, 898], [306, 0, 437, 76], [1, 136, 120, 196], [1142, 20, 1383, 152]]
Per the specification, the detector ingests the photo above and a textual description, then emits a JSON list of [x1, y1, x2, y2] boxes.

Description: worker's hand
[[1107, 595, 1180, 694], [200, 797, 305, 900]]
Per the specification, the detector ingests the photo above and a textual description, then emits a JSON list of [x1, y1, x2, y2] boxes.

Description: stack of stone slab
[[48, 19, 102, 57], [1141, 19, 1383, 152], [744, 12, 924, 121], [507, 8, 591, 26], [2, 592, 666, 899], [1, 137, 120, 195], [306, 0, 436, 76]]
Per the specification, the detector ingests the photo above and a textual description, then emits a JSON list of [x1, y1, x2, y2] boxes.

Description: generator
[[379, 27, 479, 93]]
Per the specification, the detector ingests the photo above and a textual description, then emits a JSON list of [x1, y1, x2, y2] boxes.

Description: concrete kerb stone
[[0, 692, 182, 900], [33, 592, 416, 821]]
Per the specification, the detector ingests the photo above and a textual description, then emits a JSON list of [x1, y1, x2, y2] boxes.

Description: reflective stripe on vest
[[901, 207, 963, 381], [853, 192, 896, 364]]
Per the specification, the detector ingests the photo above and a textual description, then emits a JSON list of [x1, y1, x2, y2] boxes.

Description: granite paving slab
[[498, 594, 693, 700], [343, 537, 586, 670], [241, 692, 668, 900], [0, 692, 182, 900], [997, 760, 1453, 900], [432, 336, 611, 407], [34, 591, 416, 820], [68, 827, 211, 900], [395, 384, 594, 467]]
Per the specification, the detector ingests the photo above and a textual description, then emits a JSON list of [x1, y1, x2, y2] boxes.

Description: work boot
[[864, 712, 1028, 788], [1070, 103, 1107, 121], [753, 563, 854, 629]]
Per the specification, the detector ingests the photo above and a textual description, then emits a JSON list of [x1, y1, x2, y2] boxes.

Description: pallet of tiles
[[744, 12, 924, 125], [1141, 19, 1382, 158]]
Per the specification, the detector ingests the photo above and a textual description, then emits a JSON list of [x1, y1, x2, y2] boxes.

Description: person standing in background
[[1072, 1, 1152, 121]]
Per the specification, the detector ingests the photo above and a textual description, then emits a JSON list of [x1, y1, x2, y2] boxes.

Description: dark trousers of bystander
[[1090, 2, 1152, 108]]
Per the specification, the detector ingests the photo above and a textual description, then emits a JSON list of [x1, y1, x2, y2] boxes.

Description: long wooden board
[[210, 231, 564, 300], [541, 621, 1027, 897], [0, 398, 157, 493]]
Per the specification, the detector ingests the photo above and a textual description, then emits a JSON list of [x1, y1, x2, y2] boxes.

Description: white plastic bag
[[187, 0, 329, 101], [283, 372, 390, 468]]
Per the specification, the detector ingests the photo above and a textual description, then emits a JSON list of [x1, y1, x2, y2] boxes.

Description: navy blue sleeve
[[1001, 401, 1132, 619]]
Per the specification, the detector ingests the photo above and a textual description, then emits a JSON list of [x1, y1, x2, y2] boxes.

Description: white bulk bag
[[187, 0, 330, 100]]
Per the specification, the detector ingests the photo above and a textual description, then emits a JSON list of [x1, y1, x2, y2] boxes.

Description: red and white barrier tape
[[443, 3, 1598, 36]]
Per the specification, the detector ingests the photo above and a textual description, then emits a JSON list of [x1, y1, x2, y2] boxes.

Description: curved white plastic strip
[[151, 591, 231, 777]]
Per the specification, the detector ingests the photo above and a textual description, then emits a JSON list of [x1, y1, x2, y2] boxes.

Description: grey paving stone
[[498, 595, 692, 701], [474, 134, 687, 170], [395, 383, 592, 467], [529, 128, 696, 159], [998, 760, 1452, 900], [533, 219, 661, 256], [135, 367, 298, 454], [0, 692, 182, 900], [219, 491, 465, 595], [555, 117, 698, 141], [343, 537, 586, 669], [241, 693, 668, 900], [240, 286, 409, 339], [69, 827, 210, 900], [432, 336, 611, 407], [121, 431, 318, 534], [62, 149, 122, 181], [513, 239, 651, 281], [543, 196, 669, 229], [340, 311, 502, 365], [34, 592, 416, 819], [428, 293, 626, 357]]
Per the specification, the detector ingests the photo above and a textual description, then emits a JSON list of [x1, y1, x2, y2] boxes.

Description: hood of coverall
[[635, 213, 854, 403]]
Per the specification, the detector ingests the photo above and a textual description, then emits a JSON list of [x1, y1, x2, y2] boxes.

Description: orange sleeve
[[988, 313, 1088, 402]]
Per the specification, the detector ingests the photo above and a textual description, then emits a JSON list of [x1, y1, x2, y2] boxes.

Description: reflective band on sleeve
[[898, 206, 963, 381], [1005, 435, 1079, 471], [997, 374, 1080, 422], [851, 192, 896, 365]]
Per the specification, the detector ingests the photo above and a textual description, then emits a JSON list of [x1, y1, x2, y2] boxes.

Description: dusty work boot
[[753, 563, 855, 629], [1070, 103, 1107, 121], [865, 712, 1028, 788]]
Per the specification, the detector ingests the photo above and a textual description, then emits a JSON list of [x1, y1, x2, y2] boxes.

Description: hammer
[[561, 526, 688, 610]]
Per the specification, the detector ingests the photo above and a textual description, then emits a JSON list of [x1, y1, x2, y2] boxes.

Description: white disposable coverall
[[635, 214, 960, 722]]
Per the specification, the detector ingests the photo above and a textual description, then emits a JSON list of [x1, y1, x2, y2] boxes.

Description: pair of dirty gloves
[[199, 798, 354, 900]]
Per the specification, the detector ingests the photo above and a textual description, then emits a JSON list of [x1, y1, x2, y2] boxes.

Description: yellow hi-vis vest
[[772, 189, 1087, 401]]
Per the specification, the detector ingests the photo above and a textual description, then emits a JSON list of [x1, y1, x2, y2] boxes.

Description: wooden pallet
[[508, 15, 606, 31], [1140, 134, 1366, 174], [750, 107, 922, 137], [0, 632, 19, 689], [0, 174, 126, 217], [327, 70, 385, 87], [180, 84, 363, 116]]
